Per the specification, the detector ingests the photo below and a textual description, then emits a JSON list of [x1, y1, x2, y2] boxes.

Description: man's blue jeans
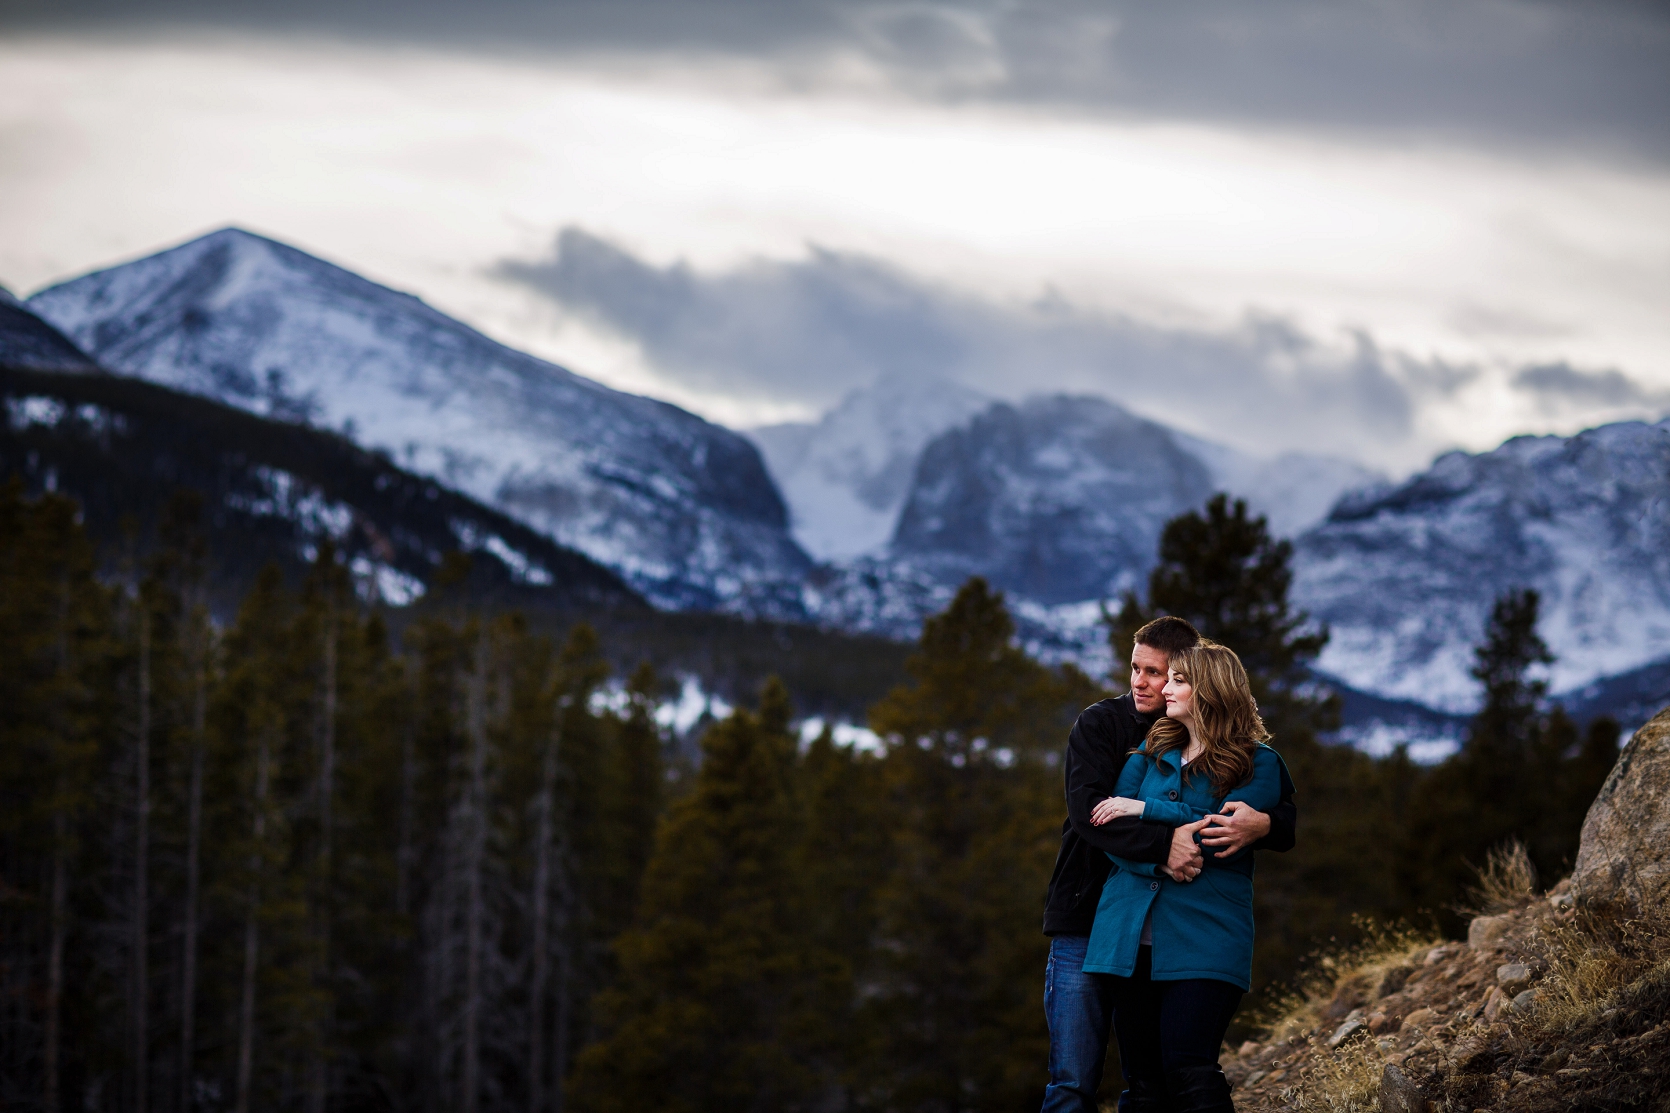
[[1041, 933, 1119, 1113]]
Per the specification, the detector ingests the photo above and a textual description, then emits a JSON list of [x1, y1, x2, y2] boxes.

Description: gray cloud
[[1513, 362, 1670, 410], [8, 0, 1668, 161], [496, 227, 1436, 461]]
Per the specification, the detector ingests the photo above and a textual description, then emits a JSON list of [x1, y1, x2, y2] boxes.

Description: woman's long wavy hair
[[1144, 641, 1269, 797]]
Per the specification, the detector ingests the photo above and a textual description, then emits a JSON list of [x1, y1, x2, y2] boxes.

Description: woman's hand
[[1090, 796, 1146, 825]]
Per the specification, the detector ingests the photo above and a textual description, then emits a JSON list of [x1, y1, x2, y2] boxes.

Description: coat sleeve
[[1064, 708, 1173, 865], [1136, 797, 1202, 826], [1251, 750, 1297, 853], [1108, 749, 1166, 876]]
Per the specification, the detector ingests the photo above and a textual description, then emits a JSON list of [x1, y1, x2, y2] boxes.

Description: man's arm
[[1253, 754, 1298, 852], [1252, 795, 1297, 853], [1063, 705, 1173, 865]]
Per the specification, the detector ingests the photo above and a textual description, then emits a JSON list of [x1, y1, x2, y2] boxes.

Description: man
[[1040, 616, 1297, 1113]]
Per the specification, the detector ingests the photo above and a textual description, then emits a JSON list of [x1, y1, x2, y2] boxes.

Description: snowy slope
[[1293, 418, 1670, 711], [748, 376, 990, 560], [28, 229, 808, 611], [1173, 433, 1382, 538]]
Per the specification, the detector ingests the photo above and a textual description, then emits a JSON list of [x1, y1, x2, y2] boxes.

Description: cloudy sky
[[3, 0, 1667, 470]]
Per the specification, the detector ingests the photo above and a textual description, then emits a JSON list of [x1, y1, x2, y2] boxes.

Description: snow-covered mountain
[[889, 394, 1216, 604], [0, 288, 99, 373], [28, 229, 809, 611], [788, 389, 1383, 657], [754, 381, 1375, 562], [748, 376, 990, 560], [1294, 418, 1670, 712]]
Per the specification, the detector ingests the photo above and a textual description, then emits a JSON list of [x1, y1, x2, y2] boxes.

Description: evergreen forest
[[1, 483, 1621, 1112]]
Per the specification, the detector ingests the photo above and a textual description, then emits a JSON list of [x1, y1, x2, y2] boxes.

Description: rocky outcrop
[[1231, 704, 1670, 1113], [1572, 706, 1670, 914], [1230, 882, 1670, 1112]]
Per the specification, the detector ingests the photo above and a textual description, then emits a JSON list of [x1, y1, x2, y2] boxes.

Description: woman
[[1081, 642, 1289, 1113]]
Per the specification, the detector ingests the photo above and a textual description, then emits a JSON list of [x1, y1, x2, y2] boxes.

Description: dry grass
[[1518, 907, 1670, 1035], [1260, 922, 1437, 1113], [1285, 1041, 1383, 1113], [1252, 918, 1441, 1045], [1457, 841, 1539, 918]]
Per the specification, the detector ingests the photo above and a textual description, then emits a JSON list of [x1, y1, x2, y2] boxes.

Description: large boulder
[[1572, 706, 1670, 914]]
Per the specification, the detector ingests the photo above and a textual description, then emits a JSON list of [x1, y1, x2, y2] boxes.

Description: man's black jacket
[[1042, 694, 1298, 936]]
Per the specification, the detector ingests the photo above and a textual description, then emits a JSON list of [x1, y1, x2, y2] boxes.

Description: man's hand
[[1200, 801, 1271, 857], [1162, 818, 1207, 881]]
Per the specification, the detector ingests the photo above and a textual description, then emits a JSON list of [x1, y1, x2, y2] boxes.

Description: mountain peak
[[28, 230, 806, 610], [750, 375, 990, 560]]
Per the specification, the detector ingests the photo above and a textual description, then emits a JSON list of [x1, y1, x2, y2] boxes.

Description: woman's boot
[[1165, 1064, 1234, 1113], [1124, 1074, 1174, 1113]]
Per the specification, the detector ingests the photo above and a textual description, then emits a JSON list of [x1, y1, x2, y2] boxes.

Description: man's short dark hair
[[1133, 615, 1201, 658]]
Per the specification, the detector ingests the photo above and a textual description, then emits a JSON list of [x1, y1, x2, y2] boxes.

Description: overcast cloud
[[8, 1, 1668, 161], [498, 227, 1539, 461], [2, 3, 1666, 472]]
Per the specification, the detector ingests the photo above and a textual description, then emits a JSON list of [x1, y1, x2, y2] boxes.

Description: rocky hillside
[[1295, 419, 1670, 713], [27, 229, 809, 612], [1233, 705, 1670, 1113]]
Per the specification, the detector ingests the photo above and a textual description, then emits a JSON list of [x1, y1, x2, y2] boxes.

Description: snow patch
[[349, 556, 426, 607], [797, 716, 884, 753]]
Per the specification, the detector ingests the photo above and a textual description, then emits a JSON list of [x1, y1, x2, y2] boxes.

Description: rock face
[[1572, 705, 1670, 913], [890, 394, 1215, 605]]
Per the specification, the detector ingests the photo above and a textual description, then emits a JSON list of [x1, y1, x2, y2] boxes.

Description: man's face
[[1129, 644, 1170, 714]]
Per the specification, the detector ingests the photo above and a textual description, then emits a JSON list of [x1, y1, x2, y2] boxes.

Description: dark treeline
[[2, 483, 668, 1112], [2, 483, 1621, 1112]]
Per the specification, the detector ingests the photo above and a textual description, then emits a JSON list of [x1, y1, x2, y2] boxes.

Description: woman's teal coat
[[1081, 743, 1287, 991]]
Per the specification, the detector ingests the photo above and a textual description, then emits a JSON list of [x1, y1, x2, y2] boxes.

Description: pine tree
[[567, 680, 839, 1113], [793, 725, 888, 1101], [0, 483, 113, 1109], [1409, 590, 1617, 925], [867, 578, 1097, 1111]]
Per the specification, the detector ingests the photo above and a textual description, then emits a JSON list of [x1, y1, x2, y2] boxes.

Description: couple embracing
[[1041, 617, 1298, 1113]]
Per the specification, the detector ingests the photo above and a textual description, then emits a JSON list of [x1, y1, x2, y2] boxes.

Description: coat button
[[1168, 790, 1179, 800], [1150, 881, 1159, 891]]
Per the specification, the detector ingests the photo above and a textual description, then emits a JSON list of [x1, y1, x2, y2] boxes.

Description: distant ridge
[[0, 289, 100, 373]]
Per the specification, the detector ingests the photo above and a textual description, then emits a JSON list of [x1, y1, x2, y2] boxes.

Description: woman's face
[[1162, 670, 1194, 724]]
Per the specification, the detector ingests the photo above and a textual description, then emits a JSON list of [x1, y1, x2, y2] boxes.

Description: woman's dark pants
[[1107, 945, 1242, 1112]]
